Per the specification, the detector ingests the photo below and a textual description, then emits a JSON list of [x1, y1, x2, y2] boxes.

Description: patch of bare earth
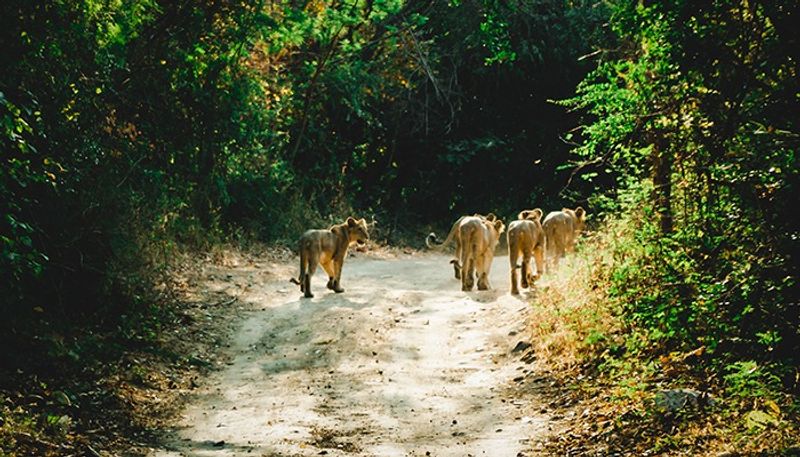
[[144, 249, 558, 457], [108, 246, 297, 456]]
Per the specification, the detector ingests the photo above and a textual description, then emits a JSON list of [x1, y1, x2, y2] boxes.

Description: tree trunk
[[652, 136, 673, 235]]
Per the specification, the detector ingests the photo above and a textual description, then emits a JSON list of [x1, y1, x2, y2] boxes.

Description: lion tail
[[425, 232, 440, 249], [425, 218, 461, 250]]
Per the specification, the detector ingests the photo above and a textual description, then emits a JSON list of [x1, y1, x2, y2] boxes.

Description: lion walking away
[[507, 208, 546, 295], [542, 206, 586, 271], [459, 217, 505, 291], [425, 213, 497, 280]]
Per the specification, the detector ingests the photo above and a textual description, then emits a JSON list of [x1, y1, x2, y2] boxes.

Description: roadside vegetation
[[530, 2, 799, 454], [1, 0, 797, 455]]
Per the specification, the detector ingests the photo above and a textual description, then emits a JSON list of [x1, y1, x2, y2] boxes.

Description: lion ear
[[485, 212, 497, 222], [575, 207, 586, 220], [346, 217, 357, 227], [494, 219, 505, 233], [518, 209, 543, 221]]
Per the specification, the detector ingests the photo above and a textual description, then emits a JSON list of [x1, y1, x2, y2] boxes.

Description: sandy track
[[151, 252, 549, 457]]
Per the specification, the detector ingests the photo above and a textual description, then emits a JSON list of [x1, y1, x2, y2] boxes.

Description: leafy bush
[[563, 0, 799, 382]]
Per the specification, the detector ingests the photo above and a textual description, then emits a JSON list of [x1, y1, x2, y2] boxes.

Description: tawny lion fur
[[542, 206, 586, 270], [459, 217, 505, 291], [507, 208, 545, 295], [290, 217, 369, 298], [425, 213, 496, 280]]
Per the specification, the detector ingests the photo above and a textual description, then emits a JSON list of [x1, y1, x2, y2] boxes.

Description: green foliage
[[724, 361, 782, 403], [478, 1, 516, 65], [1, 0, 611, 369], [0, 93, 50, 288], [562, 0, 800, 428]]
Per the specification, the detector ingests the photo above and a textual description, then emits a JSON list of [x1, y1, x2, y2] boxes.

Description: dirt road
[[151, 252, 550, 457]]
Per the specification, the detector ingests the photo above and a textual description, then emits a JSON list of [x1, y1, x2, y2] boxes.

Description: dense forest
[[1, 0, 608, 315], [1, 0, 798, 454]]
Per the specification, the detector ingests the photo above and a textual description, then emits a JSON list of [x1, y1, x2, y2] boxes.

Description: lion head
[[347, 217, 370, 246], [489, 218, 505, 236], [517, 208, 543, 222], [561, 206, 587, 233]]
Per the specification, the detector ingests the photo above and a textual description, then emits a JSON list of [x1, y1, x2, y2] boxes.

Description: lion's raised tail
[[425, 232, 440, 249], [425, 217, 461, 250]]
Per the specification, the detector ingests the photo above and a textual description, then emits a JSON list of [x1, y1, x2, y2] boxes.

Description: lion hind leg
[[462, 257, 475, 291], [544, 232, 561, 273], [521, 251, 532, 289], [453, 241, 462, 280], [551, 235, 565, 270], [509, 246, 520, 295], [478, 247, 494, 291], [477, 272, 489, 291], [477, 256, 491, 290], [460, 240, 472, 292], [467, 254, 478, 291], [520, 263, 529, 289], [533, 243, 545, 280], [464, 258, 475, 291], [296, 248, 308, 295], [303, 253, 319, 298]]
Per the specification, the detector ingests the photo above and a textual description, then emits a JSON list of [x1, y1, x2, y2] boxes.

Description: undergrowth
[[531, 200, 799, 455]]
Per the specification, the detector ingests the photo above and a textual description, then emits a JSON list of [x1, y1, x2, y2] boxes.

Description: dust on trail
[[151, 252, 551, 457]]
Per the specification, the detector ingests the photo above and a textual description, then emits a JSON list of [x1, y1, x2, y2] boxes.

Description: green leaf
[[745, 410, 779, 430]]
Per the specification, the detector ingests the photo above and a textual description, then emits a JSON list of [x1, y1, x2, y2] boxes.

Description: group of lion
[[290, 207, 585, 298], [424, 207, 586, 294]]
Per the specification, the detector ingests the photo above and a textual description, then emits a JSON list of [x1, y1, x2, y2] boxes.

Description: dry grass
[[528, 228, 621, 374]]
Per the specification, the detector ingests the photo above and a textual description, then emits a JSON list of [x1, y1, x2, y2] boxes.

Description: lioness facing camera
[[290, 217, 369, 298]]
